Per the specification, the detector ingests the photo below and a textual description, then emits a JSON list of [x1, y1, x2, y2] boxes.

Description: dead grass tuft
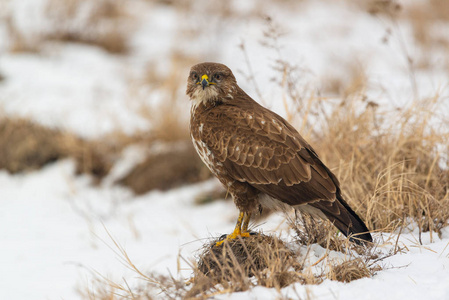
[[321, 59, 367, 99], [358, 0, 449, 68], [189, 234, 304, 297], [290, 213, 386, 284], [137, 51, 197, 142], [364, 0, 402, 18], [327, 257, 381, 283], [0, 118, 61, 173], [44, 0, 132, 53], [292, 213, 348, 252], [4, 15, 41, 53], [5, 0, 133, 53], [405, 0, 449, 50], [198, 235, 300, 282], [0, 117, 112, 179], [313, 95, 449, 237], [391, 0, 448, 72]]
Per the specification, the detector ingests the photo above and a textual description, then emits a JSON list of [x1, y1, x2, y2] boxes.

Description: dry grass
[[44, 0, 132, 53], [5, 0, 133, 53], [137, 51, 198, 142], [404, 0, 449, 68], [357, 0, 449, 70], [320, 59, 368, 99], [193, 235, 303, 294], [257, 12, 449, 238], [291, 213, 386, 282], [311, 95, 449, 237], [395, 0, 449, 50], [4, 14, 41, 53], [255, 11, 449, 239], [327, 257, 381, 283], [84, 229, 388, 299], [292, 213, 347, 252], [0, 116, 211, 191], [363, 0, 402, 18], [0, 118, 112, 179]]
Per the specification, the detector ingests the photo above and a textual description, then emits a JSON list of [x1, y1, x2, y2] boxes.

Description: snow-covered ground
[[1, 160, 449, 299], [0, 0, 448, 299]]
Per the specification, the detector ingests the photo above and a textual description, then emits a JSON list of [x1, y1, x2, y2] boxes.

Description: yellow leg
[[234, 211, 245, 235], [216, 211, 251, 246], [242, 212, 251, 232]]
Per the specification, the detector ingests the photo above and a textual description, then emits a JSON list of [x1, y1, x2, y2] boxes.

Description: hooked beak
[[201, 78, 208, 90], [201, 74, 210, 90], [197, 74, 215, 90]]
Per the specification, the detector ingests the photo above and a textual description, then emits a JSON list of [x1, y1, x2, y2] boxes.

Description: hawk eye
[[213, 73, 223, 81], [191, 72, 199, 81]]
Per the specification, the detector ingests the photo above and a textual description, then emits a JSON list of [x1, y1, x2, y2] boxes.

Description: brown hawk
[[187, 62, 372, 245]]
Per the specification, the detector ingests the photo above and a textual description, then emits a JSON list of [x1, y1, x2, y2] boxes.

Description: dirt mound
[[186, 234, 303, 297], [117, 143, 211, 194]]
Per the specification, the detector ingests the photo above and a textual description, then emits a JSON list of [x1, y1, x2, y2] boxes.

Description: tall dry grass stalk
[[309, 94, 449, 239], [257, 15, 449, 238]]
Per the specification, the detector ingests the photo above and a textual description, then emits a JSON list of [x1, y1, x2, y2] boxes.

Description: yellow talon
[[215, 211, 252, 246]]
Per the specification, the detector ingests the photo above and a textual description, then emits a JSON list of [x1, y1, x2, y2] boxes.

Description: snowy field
[[0, 0, 448, 299]]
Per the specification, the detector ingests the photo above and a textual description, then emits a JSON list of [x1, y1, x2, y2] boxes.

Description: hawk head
[[186, 62, 237, 107]]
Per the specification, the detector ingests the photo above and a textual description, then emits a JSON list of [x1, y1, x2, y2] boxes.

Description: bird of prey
[[187, 62, 372, 245]]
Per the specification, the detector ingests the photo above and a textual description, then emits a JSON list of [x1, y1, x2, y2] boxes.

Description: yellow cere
[[196, 74, 215, 85]]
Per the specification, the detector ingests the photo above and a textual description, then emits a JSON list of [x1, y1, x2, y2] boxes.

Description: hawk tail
[[316, 194, 373, 245]]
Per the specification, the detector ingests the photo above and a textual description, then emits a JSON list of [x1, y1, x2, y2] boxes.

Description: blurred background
[[0, 0, 448, 299], [0, 0, 448, 188]]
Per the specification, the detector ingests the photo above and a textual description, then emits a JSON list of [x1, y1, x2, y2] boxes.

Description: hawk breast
[[191, 133, 222, 176]]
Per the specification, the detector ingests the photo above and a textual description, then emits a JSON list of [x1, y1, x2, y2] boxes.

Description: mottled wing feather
[[200, 103, 338, 205], [253, 165, 336, 205]]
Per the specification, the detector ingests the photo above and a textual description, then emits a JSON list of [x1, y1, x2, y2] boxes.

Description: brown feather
[[188, 62, 372, 244]]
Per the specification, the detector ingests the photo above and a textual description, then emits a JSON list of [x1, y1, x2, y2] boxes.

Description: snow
[[0, 160, 236, 299], [0, 0, 448, 299], [219, 229, 449, 300], [0, 46, 150, 138], [1, 163, 448, 299]]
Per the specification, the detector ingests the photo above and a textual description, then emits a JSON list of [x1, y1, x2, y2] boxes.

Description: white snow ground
[[1, 160, 448, 299], [0, 0, 448, 299]]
